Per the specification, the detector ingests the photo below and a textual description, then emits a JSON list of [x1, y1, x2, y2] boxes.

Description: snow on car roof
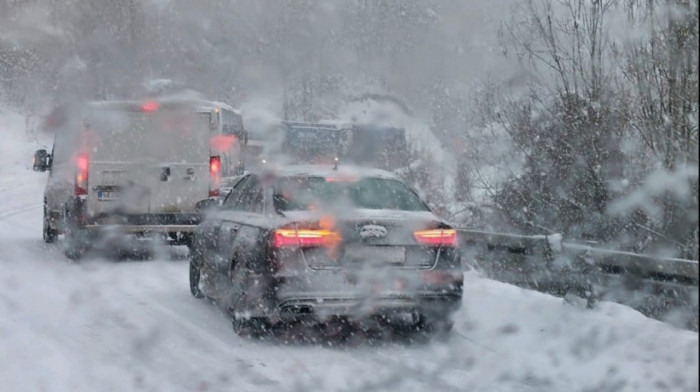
[[262, 164, 399, 180]]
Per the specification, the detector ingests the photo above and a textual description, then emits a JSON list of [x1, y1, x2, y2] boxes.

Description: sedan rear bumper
[[277, 295, 462, 322], [276, 292, 462, 321], [272, 269, 463, 321]]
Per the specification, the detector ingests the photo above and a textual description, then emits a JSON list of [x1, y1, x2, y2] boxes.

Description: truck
[[280, 121, 409, 170]]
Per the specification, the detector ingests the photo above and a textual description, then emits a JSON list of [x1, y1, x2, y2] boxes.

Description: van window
[[221, 109, 244, 137]]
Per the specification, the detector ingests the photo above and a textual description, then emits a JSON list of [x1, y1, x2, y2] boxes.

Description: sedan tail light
[[271, 229, 341, 248], [414, 229, 458, 247]]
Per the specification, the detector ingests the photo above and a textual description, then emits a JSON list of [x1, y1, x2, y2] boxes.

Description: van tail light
[[414, 229, 458, 247], [141, 101, 159, 112], [209, 156, 221, 197], [271, 229, 341, 248], [74, 153, 89, 196]]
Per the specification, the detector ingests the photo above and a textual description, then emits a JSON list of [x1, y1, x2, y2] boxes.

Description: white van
[[34, 99, 235, 258]]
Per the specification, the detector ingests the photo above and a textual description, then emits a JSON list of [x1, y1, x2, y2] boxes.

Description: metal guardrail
[[560, 242, 698, 283], [457, 228, 699, 283], [456, 228, 699, 330], [457, 229, 558, 290], [458, 229, 555, 254]]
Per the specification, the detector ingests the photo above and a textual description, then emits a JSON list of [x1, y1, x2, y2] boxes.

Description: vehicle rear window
[[345, 127, 409, 170], [273, 176, 429, 212], [282, 127, 348, 163]]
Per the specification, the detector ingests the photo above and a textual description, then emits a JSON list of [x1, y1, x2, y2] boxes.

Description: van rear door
[[148, 110, 210, 214], [85, 106, 210, 218]]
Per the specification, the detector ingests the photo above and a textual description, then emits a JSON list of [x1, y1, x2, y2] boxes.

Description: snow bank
[[0, 107, 47, 174], [239, 96, 283, 141]]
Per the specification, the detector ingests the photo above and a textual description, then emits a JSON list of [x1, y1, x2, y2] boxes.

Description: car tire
[[189, 259, 205, 299], [43, 203, 57, 243], [419, 315, 454, 341], [64, 231, 87, 260], [232, 315, 269, 338], [63, 206, 88, 260]]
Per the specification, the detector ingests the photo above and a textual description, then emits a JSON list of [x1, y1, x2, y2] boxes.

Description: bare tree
[[491, 0, 629, 240], [619, 0, 699, 257]]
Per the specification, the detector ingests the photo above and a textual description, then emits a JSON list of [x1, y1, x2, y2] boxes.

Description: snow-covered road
[[0, 122, 697, 391]]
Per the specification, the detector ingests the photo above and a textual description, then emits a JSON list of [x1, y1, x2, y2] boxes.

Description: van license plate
[[97, 191, 119, 201]]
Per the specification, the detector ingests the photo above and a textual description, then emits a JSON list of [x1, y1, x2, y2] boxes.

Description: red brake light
[[414, 229, 458, 247], [209, 156, 221, 197], [76, 154, 89, 172], [210, 156, 221, 174], [142, 101, 159, 112], [75, 153, 89, 196], [272, 229, 341, 248]]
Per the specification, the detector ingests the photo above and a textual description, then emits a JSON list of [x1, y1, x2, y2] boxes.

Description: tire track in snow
[[145, 298, 280, 387], [147, 298, 237, 353], [0, 203, 41, 221]]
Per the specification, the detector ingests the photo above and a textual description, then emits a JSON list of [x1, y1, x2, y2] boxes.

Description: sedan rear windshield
[[273, 176, 429, 212]]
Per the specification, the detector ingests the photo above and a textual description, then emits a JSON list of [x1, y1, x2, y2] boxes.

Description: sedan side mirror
[[196, 197, 222, 212], [33, 149, 51, 172]]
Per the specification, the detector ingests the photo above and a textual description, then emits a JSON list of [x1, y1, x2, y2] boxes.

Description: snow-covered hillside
[[0, 107, 697, 392]]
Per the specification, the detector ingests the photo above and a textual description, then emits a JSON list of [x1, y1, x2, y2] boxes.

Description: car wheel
[[189, 259, 205, 298], [42, 204, 57, 243], [419, 315, 454, 341], [232, 314, 269, 338]]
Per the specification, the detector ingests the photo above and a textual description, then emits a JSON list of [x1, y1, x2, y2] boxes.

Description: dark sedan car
[[189, 165, 463, 338]]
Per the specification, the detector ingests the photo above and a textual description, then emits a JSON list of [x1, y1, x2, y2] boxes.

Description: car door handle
[[184, 167, 196, 181], [229, 226, 239, 235], [160, 167, 171, 181]]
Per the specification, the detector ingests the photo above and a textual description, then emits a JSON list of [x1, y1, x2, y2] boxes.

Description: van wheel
[[64, 229, 87, 260], [42, 204, 57, 243], [189, 259, 204, 298], [63, 208, 88, 260]]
